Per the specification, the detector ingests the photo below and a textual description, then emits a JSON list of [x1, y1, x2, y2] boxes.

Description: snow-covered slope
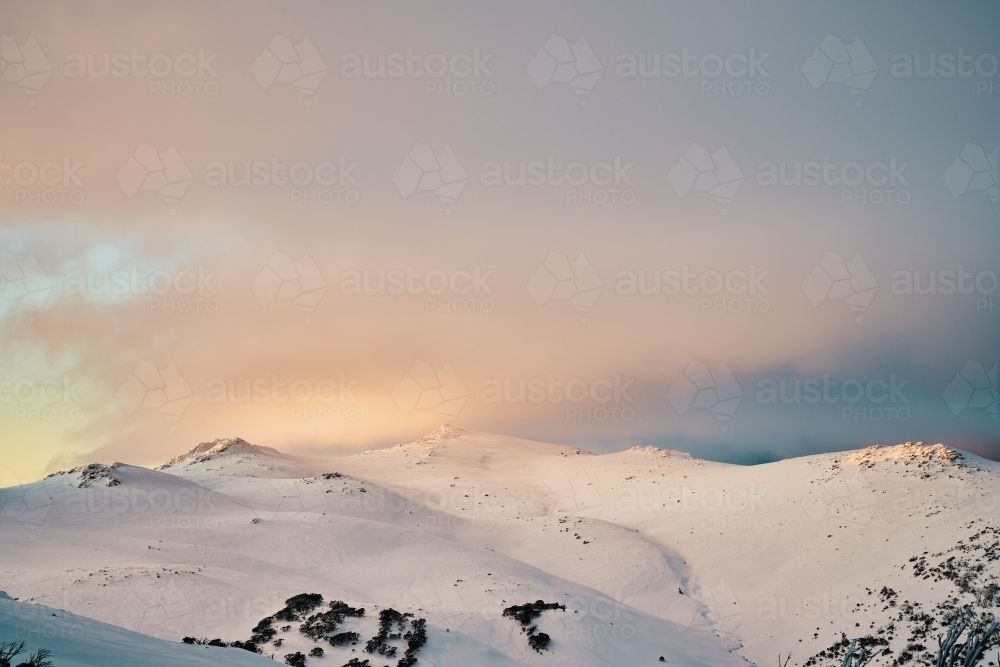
[[1, 427, 998, 667], [0, 593, 272, 666]]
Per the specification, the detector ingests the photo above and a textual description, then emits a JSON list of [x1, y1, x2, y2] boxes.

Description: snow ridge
[[625, 445, 693, 459], [842, 441, 960, 465], [157, 437, 257, 469], [413, 424, 470, 444], [45, 462, 124, 488]]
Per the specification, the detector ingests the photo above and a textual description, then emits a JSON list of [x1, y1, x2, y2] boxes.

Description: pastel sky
[[1, 0, 998, 484]]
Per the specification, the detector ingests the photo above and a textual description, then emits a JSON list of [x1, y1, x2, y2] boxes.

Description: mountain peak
[[625, 445, 693, 459], [844, 441, 961, 466], [413, 424, 470, 444], [157, 437, 261, 469]]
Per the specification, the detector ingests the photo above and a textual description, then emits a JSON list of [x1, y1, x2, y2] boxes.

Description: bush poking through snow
[[365, 608, 408, 657], [275, 593, 325, 622], [502, 600, 566, 627], [328, 631, 360, 647], [398, 617, 428, 667], [301, 600, 366, 642], [183, 594, 418, 664], [182, 635, 262, 654], [251, 616, 277, 644], [227, 640, 262, 653], [527, 632, 551, 653], [364, 608, 428, 666], [502, 601, 566, 653]]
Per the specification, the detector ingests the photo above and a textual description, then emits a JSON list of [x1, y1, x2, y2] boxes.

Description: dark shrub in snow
[[502, 600, 565, 653], [301, 600, 365, 641], [228, 640, 261, 653], [328, 631, 360, 647], [275, 593, 324, 622], [251, 616, 277, 644], [502, 600, 566, 627], [364, 609, 428, 666], [527, 632, 551, 653]]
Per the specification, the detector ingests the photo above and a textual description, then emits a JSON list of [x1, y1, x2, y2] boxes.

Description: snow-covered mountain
[[1, 427, 998, 667]]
